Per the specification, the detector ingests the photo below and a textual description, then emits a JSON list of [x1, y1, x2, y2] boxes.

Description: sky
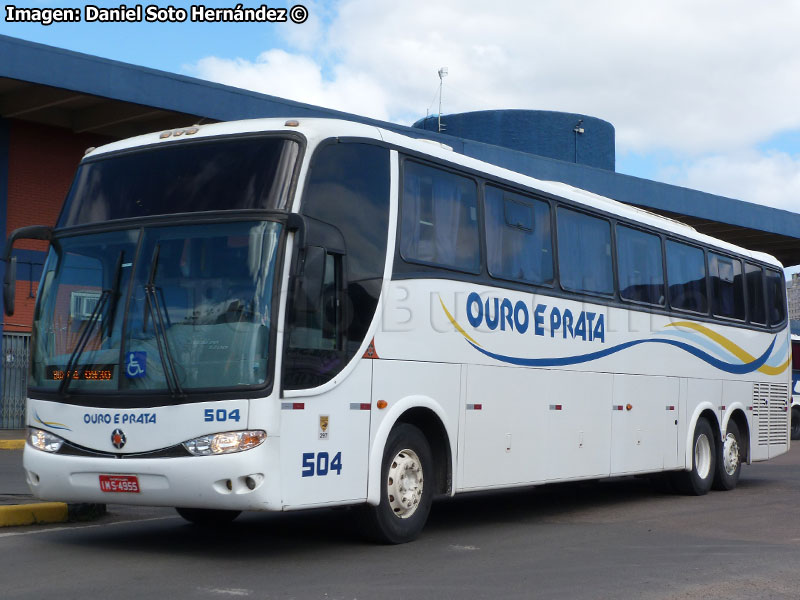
[[3, 0, 800, 219]]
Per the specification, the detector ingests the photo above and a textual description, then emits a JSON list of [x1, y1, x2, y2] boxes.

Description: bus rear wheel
[[671, 418, 716, 496], [175, 507, 241, 525], [712, 420, 742, 491], [360, 423, 434, 544], [791, 407, 800, 441]]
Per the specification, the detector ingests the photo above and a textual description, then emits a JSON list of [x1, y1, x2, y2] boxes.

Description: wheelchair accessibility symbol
[[125, 351, 147, 379]]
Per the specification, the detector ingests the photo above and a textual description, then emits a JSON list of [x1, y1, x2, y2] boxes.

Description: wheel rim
[[694, 433, 712, 479], [387, 448, 423, 519], [722, 432, 740, 476]]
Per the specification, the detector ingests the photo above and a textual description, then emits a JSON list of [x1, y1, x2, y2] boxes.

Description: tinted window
[[401, 161, 480, 272], [617, 226, 664, 305], [709, 253, 745, 320], [666, 240, 707, 312], [285, 143, 390, 390], [745, 262, 766, 324], [31, 223, 282, 395], [485, 186, 553, 285], [60, 137, 300, 226], [766, 268, 787, 326], [557, 208, 613, 295]]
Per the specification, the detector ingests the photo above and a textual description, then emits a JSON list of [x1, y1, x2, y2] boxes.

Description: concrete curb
[[0, 502, 68, 527], [0, 440, 25, 450], [0, 436, 107, 527], [0, 503, 107, 528]]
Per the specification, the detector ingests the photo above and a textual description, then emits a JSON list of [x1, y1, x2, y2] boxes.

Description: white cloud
[[193, 50, 393, 120], [661, 151, 800, 213], [188, 0, 800, 156], [186, 0, 800, 212]]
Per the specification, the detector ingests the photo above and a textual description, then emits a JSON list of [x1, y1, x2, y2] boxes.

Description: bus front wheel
[[712, 420, 742, 491], [671, 418, 716, 496], [360, 423, 434, 544], [175, 507, 241, 525]]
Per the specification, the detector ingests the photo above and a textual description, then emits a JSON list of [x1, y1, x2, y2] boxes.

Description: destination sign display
[[46, 365, 115, 381]]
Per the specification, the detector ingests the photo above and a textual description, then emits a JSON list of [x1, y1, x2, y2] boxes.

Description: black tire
[[175, 507, 241, 525], [671, 418, 716, 496], [360, 423, 434, 544], [712, 420, 742, 491], [791, 407, 800, 441]]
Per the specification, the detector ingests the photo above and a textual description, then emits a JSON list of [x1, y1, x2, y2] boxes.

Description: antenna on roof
[[437, 67, 448, 133]]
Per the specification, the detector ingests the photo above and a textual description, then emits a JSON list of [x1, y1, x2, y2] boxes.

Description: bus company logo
[[111, 428, 127, 449], [462, 292, 605, 342], [438, 293, 790, 375]]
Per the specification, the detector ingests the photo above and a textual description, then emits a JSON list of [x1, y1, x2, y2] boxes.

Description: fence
[[1, 332, 30, 429]]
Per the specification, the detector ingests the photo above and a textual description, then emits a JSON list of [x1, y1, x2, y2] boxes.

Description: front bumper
[[23, 439, 281, 511]]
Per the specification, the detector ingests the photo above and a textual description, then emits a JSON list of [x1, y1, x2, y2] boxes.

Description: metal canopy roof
[[2, 34, 799, 266], [0, 76, 204, 138]]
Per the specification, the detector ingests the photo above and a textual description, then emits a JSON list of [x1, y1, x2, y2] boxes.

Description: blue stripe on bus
[[466, 335, 777, 375]]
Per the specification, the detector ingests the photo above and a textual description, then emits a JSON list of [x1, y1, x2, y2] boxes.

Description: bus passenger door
[[611, 374, 679, 474], [279, 360, 374, 508]]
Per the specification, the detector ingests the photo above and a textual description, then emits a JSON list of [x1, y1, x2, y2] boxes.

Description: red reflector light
[[293, 403, 305, 410], [474, 404, 482, 410]]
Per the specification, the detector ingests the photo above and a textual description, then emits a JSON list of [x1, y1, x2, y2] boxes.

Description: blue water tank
[[412, 109, 615, 171]]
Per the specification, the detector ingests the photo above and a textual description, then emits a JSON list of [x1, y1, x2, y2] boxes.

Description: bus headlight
[[28, 428, 64, 453], [183, 430, 266, 456]]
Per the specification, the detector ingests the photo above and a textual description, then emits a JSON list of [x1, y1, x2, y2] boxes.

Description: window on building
[[400, 161, 480, 272], [617, 225, 665, 305], [484, 186, 553, 285], [709, 252, 745, 320], [666, 240, 707, 313]]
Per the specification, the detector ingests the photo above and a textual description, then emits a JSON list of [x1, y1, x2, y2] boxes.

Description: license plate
[[99, 474, 140, 493]]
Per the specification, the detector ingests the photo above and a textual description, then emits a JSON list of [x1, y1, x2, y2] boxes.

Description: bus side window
[[765, 268, 787, 326], [400, 161, 480, 273], [556, 207, 614, 295], [284, 142, 390, 391], [616, 225, 665, 305], [745, 262, 766, 325], [709, 252, 744, 320], [484, 186, 553, 285], [666, 240, 708, 313]]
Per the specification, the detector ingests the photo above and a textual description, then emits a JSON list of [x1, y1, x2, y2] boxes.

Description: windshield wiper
[[143, 244, 185, 398], [58, 252, 124, 395], [105, 252, 125, 339]]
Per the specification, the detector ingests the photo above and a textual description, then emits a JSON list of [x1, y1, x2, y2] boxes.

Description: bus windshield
[[31, 221, 282, 396], [59, 136, 299, 227]]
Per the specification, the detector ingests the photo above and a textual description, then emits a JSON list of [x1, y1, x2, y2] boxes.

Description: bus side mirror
[[3, 256, 16, 316], [295, 245, 325, 313], [2, 224, 54, 317]]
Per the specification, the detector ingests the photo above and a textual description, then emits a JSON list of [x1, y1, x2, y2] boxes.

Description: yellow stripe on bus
[[439, 297, 481, 347], [666, 321, 789, 375]]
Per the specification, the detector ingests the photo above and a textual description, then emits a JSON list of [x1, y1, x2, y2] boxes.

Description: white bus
[[6, 118, 791, 543], [791, 335, 800, 440]]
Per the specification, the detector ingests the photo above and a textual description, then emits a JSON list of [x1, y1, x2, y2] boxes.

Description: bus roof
[[85, 117, 783, 268]]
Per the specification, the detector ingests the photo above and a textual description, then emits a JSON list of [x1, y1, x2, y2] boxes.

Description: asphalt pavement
[[0, 429, 77, 526], [0, 429, 29, 498]]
